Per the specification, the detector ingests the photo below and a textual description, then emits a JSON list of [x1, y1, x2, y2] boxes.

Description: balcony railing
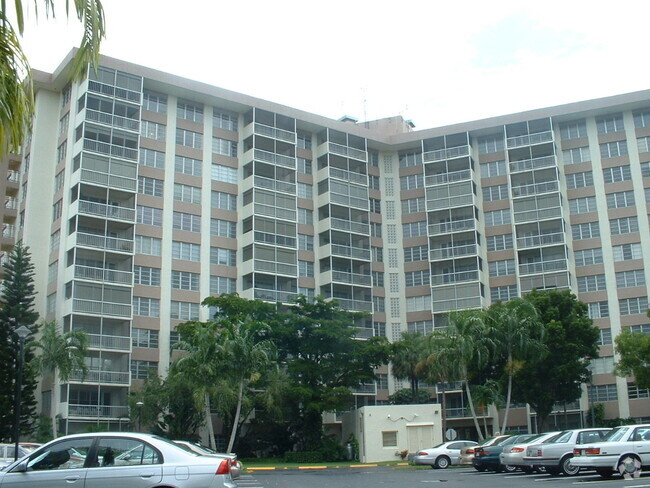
[[75, 265, 133, 285], [513, 206, 562, 223], [253, 149, 296, 168], [68, 404, 129, 419], [506, 131, 553, 148], [429, 244, 477, 261], [329, 218, 370, 235], [352, 383, 377, 394], [431, 270, 480, 286], [423, 145, 470, 162], [2, 224, 15, 238], [509, 155, 556, 173], [328, 142, 367, 162], [78, 200, 135, 222], [327, 167, 368, 186], [6, 170, 20, 182], [425, 169, 472, 186], [253, 175, 296, 194], [72, 298, 131, 318], [519, 258, 567, 275], [431, 295, 482, 313], [87, 79, 141, 104], [85, 109, 140, 132], [426, 194, 474, 211], [87, 333, 131, 351], [80, 168, 137, 192], [253, 123, 296, 143], [511, 180, 559, 198], [69, 369, 130, 384], [76, 232, 134, 253], [327, 192, 370, 211], [428, 218, 476, 236], [516, 232, 564, 249], [328, 297, 373, 312], [253, 203, 296, 221], [253, 288, 298, 303], [328, 244, 371, 261], [83, 139, 138, 161], [328, 270, 372, 286], [253, 260, 298, 276], [4, 198, 16, 209]]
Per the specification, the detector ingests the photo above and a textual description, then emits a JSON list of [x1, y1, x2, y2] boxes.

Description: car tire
[[502, 464, 517, 473], [560, 455, 580, 476], [617, 455, 642, 479], [474, 466, 487, 472], [434, 456, 450, 469], [546, 467, 561, 476]]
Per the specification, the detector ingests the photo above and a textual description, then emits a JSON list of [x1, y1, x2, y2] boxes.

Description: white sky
[[17, 0, 650, 129]]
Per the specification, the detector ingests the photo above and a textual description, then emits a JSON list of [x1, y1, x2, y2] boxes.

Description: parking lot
[[253, 465, 650, 488]]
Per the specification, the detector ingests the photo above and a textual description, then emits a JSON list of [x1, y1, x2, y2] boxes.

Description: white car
[[499, 431, 560, 473], [0, 444, 34, 469], [173, 440, 242, 479], [572, 424, 650, 479], [413, 440, 478, 469]]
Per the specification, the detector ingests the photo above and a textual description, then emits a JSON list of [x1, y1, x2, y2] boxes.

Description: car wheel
[[434, 456, 450, 469], [502, 464, 517, 473], [546, 467, 561, 476], [560, 455, 580, 476], [596, 468, 614, 478], [618, 455, 642, 479], [535, 466, 546, 474]]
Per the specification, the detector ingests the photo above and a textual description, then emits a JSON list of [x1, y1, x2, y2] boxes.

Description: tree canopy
[[614, 315, 650, 389]]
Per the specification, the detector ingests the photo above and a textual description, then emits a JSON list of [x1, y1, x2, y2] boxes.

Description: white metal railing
[[253, 288, 298, 303], [429, 244, 477, 261], [329, 218, 370, 235], [352, 383, 377, 394], [517, 232, 564, 248], [509, 155, 556, 173], [253, 231, 296, 247], [431, 270, 480, 286], [328, 167, 368, 185], [253, 149, 296, 168], [83, 139, 138, 161], [513, 206, 562, 223], [428, 218, 476, 235], [6, 170, 19, 182], [520, 271, 570, 293], [88, 333, 131, 350], [78, 200, 135, 222], [329, 270, 372, 286], [511, 180, 559, 197], [74, 265, 132, 285], [423, 145, 470, 162], [85, 109, 140, 132], [76, 232, 134, 253], [431, 296, 482, 313], [253, 260, 298, 276], [68, 404, 129, 418], [253, 175, 296, 194], [87, 79, 141, 103], [328, 142, 367, 162], [506, 131, 553, 148], [2, 224, 15, 238], [328, 192, 370, 211], [426, 194, 474, 210], [70, 369, 130, 384], [4, 198, 17, 209], [329, 244, 371, 260], [253, 123, 296, 143], [519, 259, 567, 275], [72, 299, 131, 317], [328, 297, 373, 312], [425, 169, 472, 186], [80, 168, 137, 192], [254, 203, 296, 221]]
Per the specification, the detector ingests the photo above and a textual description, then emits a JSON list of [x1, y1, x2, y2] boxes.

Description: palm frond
[[68, 0, 105, 80]]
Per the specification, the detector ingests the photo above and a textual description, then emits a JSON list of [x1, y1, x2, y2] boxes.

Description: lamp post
[[13, 325, 31, 461], [136, 401, 144, 432]]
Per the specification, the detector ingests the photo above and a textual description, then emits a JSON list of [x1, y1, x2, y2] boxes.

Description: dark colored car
[[472, 434, 536, 472]]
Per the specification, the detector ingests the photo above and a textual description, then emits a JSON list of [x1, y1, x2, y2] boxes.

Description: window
[[589, 357, 615, 375], [607, 191, 635, 209], [297, 158, 312, 174], [298, 234, 314, 251], [131, 360, 158, 380], [140, 120, 166, 141], [171, 270, 200, 291], [560, 120, 586, 140], [588, 384, 618, 402], [369, 198, 381, 213], [372, 246, 384, 262], [136, 205, 163, 226], [569, 196, 597, 214], [571, 222, 600, 240], [613, 243, 642, 261], [210, 247, 236, 266], [211, 164, 237, 184], [598, 328, 612, 346], [382, 431, 398, 447], [369, 151, 379, 167], [210, 218, 236, 238], [480, 160, 506, 178], [132, 329, 159, 348], [406, 295, 431, 312], [398, 150, 422, 167], [54, 170, 65, 192], [143, 92, 167, 113], [175, 128, 202, 149], [596, 114, 624, 134], [139, 148, 165, 169], [175, 156, 202, 176], [212, 137, 237, 157], [566, 171, 594, 189], [477, 134, 504, 154], [629, 384, 650, 400], [402, 221, 427, 238], [369, 175, 380, 190], [298, 208, 313, 225], [213, 109, 238, 131], [297, 182, 313, 199], [603, 165, 632, 183], [172, 241, 200, 261], [630, 324, 650, 334], [404, 245, 427, 262], [588, 301, 609, 319], [133, 297, 160, 317], [174, 183, 201, 204], [483, 184, 509, 202], [600, 141, 628, 159], [26, 437, 94, 471], [489, 259, 516, 277], [634, 109, 650, 128], [138, 176, 163, 197], [170, 301, 200, 320], [491, 285, 519, 302], [173, 212, 201, 232], [562, 146, 591, 165], [400, 173, 424, 190], [619, 296, 649, 315], [297, 133, 312, 150], [298, 260, 314, 277], [486, 234, 513, 251], [52, 200, 62, 221], [407, 320, 434, 335], [372, 271, 384, 287], [211, 191, 236, 210], [298, 287, 315, 298], [135, 235, 162, 256], [134, 266, 161, 286], [485, 209, 511, 227], [616, 270, 646, 288], [210, 276, 236, 294], [610, 216, 639, 235], [402, 197, 425, 214], [372, 296, 385, 312], [405, 270, 430, 287], [48, 262, 58, 283], [642, 162, 650, 177], [637, 136, 650, 154], [177, 101, 203, 123], [574, 248, 603, 267], [57, 141, 67, 163], [577, 274, 606, 292]]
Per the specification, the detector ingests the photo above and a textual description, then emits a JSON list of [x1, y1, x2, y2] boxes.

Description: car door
[[446, 442, 467, 464], [632, 426, 650, 465], [83, 437, 163, 488], [0, 437, 93, 488]]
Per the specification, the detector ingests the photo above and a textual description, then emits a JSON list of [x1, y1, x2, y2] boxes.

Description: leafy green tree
[[614, 317, 650, 388], [31, 320, 88, 438], [485, 298, 543, 433], [271, 296, 390, 451], [388, 388, 430, 405], [0, 243, 39, 441], [390, 332, 428, 403], [471, 379, 502, 438], [0, 0, 105, 156], [513, 289, 599, 431]]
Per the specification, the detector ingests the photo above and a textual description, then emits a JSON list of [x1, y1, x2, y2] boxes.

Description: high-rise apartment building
[[17, 51, 650, 437]]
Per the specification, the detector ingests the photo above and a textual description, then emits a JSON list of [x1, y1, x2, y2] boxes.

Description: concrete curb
[[247, 462, 409, 471]]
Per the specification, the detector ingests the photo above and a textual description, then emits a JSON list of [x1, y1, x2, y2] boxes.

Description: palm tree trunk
[[501, 372, 513, 434], [51, 415, 57, 440], [204, 392, 216, 450], [440, 382, 447, 440], [226, 379, 244, 453], [465, 381, 483, 442]]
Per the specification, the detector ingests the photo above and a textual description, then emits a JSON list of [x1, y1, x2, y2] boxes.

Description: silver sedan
[[0, 432, 237, 488], [413, 440, 478, 469]]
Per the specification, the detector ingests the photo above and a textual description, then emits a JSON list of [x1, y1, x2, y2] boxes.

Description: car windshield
[[491, 436, 510, 446], [549, 431, 573, 443], [152, 436, 199, 456], [501, 435, 531, 446], [602, 426, 630, 442], [521, 433, 546, 444]]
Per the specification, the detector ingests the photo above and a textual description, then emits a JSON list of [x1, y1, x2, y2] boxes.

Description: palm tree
[[485, 298, 543, 434], [390, 332, 428, 403], [0, 0, 105, 156], [471, 379, 502, 439], [31, 320, 88, 438]]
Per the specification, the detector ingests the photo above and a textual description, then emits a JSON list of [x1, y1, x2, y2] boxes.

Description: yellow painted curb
[[298, 466, 328, 470], [247, 467, 276, 471], [350, 464, 378, 468]]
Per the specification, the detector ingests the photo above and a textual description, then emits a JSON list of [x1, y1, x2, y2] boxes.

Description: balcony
[[87, 79, 141, 104], [253, 260, 298, 276], [4, 198, 17, 209], [253, 122, 296, 143], [520, 271, 571, 293], [354, 328, 375, 339], [85, 109, 140, 132], [519, 258, 567, 275], [511, 180, 559, 198], [327, 142, 367, 162], [425, 168, 472, 186], [245, 148, 296, 168], [429, 244, 477, 261], [6, 170, 20, 183], [513, 206, 562, 223], [253, 203, 296, 221], [87, 333, 131, 351], [423, 145, 470, 163], [324, 167, 368, 186], [252, 175, 296, 194], [509, 155, 556, 173], [72, 298, 131, 318], [322, 270, 372, 287], [68, 404, 129, 419], [80, 168, 137, 192], [2, 224, 15, 238], [516, 232, 565, 249], [432, 295, 482, 313], [325, 192, 370, 211], [69, 369, 130, 385], [352, 382, 377, 395], [327, 297, 373, 312], [252, 288, 298, 303], [325, 243, 371, 261], [431, 269, 480, 286], [327, 218, 370, 235], [76, 232, 134, 253], [75, 265, 133, 286], [428, 218, 476, 236], [506, 131, 553, 149], [77, 200, 135, 222], [83, 139, 138, 161]]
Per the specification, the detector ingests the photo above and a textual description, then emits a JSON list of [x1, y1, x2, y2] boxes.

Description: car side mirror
[[11, 460, 28, 473]]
